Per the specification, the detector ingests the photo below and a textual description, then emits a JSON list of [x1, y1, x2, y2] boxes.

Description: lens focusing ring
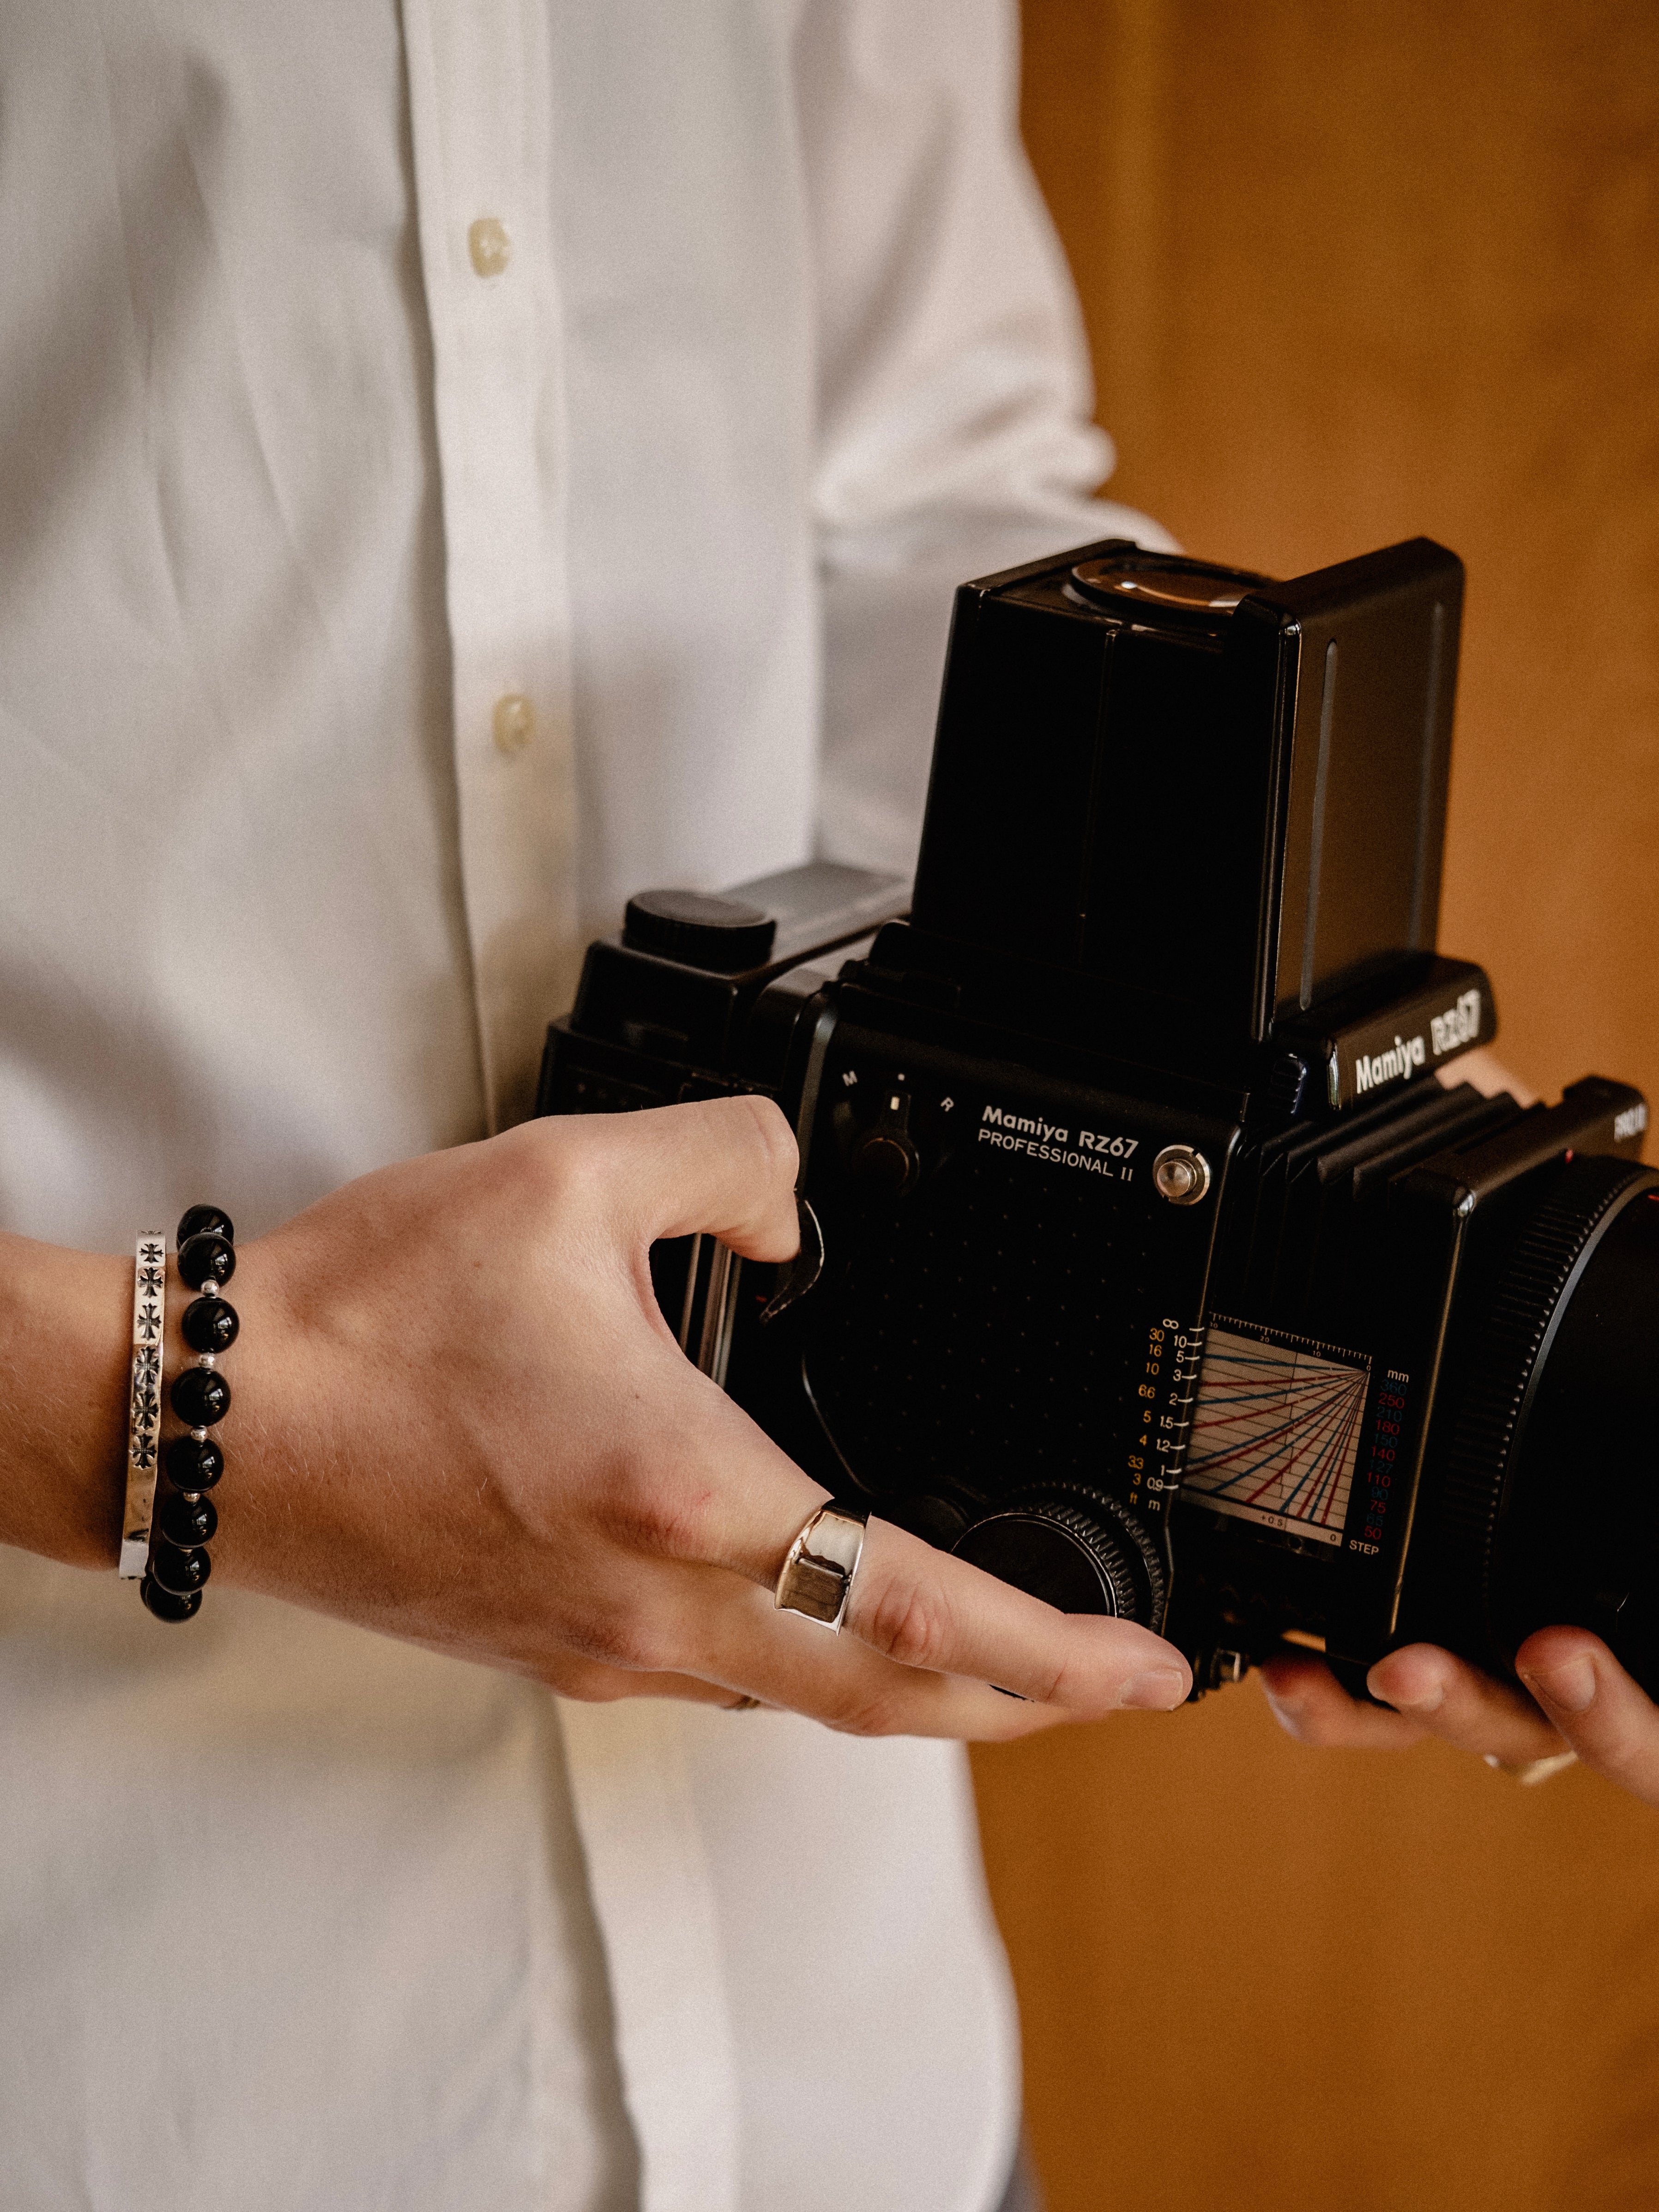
[[1028, 1481, 1168, 1625], [1430, 1155, 1657, 1662], [952, 1482, 1167, 1627]]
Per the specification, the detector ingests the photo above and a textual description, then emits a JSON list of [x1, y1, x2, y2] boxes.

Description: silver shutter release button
[[1152, 1146, 1212, 1204]]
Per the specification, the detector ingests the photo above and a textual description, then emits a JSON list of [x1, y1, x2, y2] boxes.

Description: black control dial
[[849, 1082, 921, 1197], [851, 1129, 919, 1195], [622, 888, 777, 971], [951, 1487, 1165, 1625]]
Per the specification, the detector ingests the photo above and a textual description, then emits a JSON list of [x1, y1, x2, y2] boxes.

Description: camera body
[[537, 538, 1655, 1696]]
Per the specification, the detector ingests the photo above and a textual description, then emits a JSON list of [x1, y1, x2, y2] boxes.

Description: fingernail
[[1118, 1668, 1189, 1712], [1520, 1656, 1597, 1715], [1260, 1687, 1306, 1739]]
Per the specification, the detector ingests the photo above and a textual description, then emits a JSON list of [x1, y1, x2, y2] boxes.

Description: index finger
[[651, 1397, 1194, 1712], [603, 1245, 1193, 1714], [841, 1516, 1192, 1711]]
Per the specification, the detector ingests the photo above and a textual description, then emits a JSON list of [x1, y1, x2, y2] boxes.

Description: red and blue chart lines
[[1181, 1322, 1369, 1546]]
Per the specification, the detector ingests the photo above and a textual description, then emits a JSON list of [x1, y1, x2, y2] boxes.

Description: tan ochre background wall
[[968, 8, 1659, 2210]]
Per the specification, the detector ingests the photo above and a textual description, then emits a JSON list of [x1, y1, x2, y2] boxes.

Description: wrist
[[0, 1235, 132, 1570], [180, 1231, 308, 1601]]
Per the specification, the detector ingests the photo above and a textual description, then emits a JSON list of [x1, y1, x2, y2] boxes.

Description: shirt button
[[492, 693, 534, 755], [468, 217, 512, 278]]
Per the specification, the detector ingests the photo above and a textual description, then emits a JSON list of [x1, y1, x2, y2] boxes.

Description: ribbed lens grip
[[1032, 1503, 1139, 1614], [1431, 1155, 1654, 1657], [1030, 1481, 1169, 1626], [952, 1483, 1167, 1627]]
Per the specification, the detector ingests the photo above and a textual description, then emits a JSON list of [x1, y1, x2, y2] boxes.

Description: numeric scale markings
[[1182, 1324, 1369, 1545]]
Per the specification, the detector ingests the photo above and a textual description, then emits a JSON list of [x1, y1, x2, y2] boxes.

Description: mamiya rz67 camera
[[538, 537, 1657, 1698]]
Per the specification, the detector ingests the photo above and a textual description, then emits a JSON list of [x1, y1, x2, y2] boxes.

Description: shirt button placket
[[471, 230, 531, 768]]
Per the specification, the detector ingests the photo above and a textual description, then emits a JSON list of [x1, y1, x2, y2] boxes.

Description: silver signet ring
[[774, 1502, 869, 1633]]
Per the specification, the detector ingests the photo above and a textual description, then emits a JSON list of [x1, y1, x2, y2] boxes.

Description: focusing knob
[[622, 888, 777, 972], [952, 1488, 1165, 1625]]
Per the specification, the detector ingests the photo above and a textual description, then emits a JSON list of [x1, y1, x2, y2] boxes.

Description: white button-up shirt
[[0, 3, 1170, 2206]]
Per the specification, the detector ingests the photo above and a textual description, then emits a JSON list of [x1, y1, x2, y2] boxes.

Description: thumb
[[567, 1094, 801, 1263]]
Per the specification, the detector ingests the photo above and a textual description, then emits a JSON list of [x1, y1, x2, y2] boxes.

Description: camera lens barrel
[[1427, 1158, 1659, 1680], [1496, 1173, 1659, 1684]]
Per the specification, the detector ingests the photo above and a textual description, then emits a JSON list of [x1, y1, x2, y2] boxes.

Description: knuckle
[[857, 1573, 954, 1674], [516, 1120, 592, 1220], [1586, 1716, 1649, 1786], [602, 1451, 715, 1563], [1290, 1713, 1348, 1748], [1025, 1653, 1072, 1708], [545, 1657, 633, 1704], [606, 1424, 721, 1566], [728, 1091, 798, 1191], [825, 1686, 908, 1738], [524, 1105, 653, 1207], [570, 1596, 674, 1677]]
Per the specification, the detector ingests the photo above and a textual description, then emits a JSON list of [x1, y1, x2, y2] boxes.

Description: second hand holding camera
[[538, 537, 1655, 1701]]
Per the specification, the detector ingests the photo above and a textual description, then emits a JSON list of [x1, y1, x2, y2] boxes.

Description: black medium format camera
[[537, 538, 1657, 1699]]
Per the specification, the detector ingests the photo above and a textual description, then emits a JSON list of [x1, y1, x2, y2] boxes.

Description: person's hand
[[1255, 1052, 1659, 1799], [213, 1096, 1192, 1737], [1258, 1632, 1659, 1803]]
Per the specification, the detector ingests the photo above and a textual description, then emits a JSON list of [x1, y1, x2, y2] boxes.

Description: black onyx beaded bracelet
[[140, 1206, 238, 1625]]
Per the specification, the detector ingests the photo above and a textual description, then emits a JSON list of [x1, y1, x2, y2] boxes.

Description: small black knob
[[623, 889, 777, 972], [851, 1130, 919, 1196], [952, 1490, 1165, 1625], [850, 1082, 920, 1197]]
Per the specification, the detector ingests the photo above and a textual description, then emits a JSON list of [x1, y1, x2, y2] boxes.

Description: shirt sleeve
[[796, 0, 1176, 871]]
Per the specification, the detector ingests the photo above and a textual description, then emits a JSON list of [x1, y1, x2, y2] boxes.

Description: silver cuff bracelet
[[119, 1233, 167, 1579]]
